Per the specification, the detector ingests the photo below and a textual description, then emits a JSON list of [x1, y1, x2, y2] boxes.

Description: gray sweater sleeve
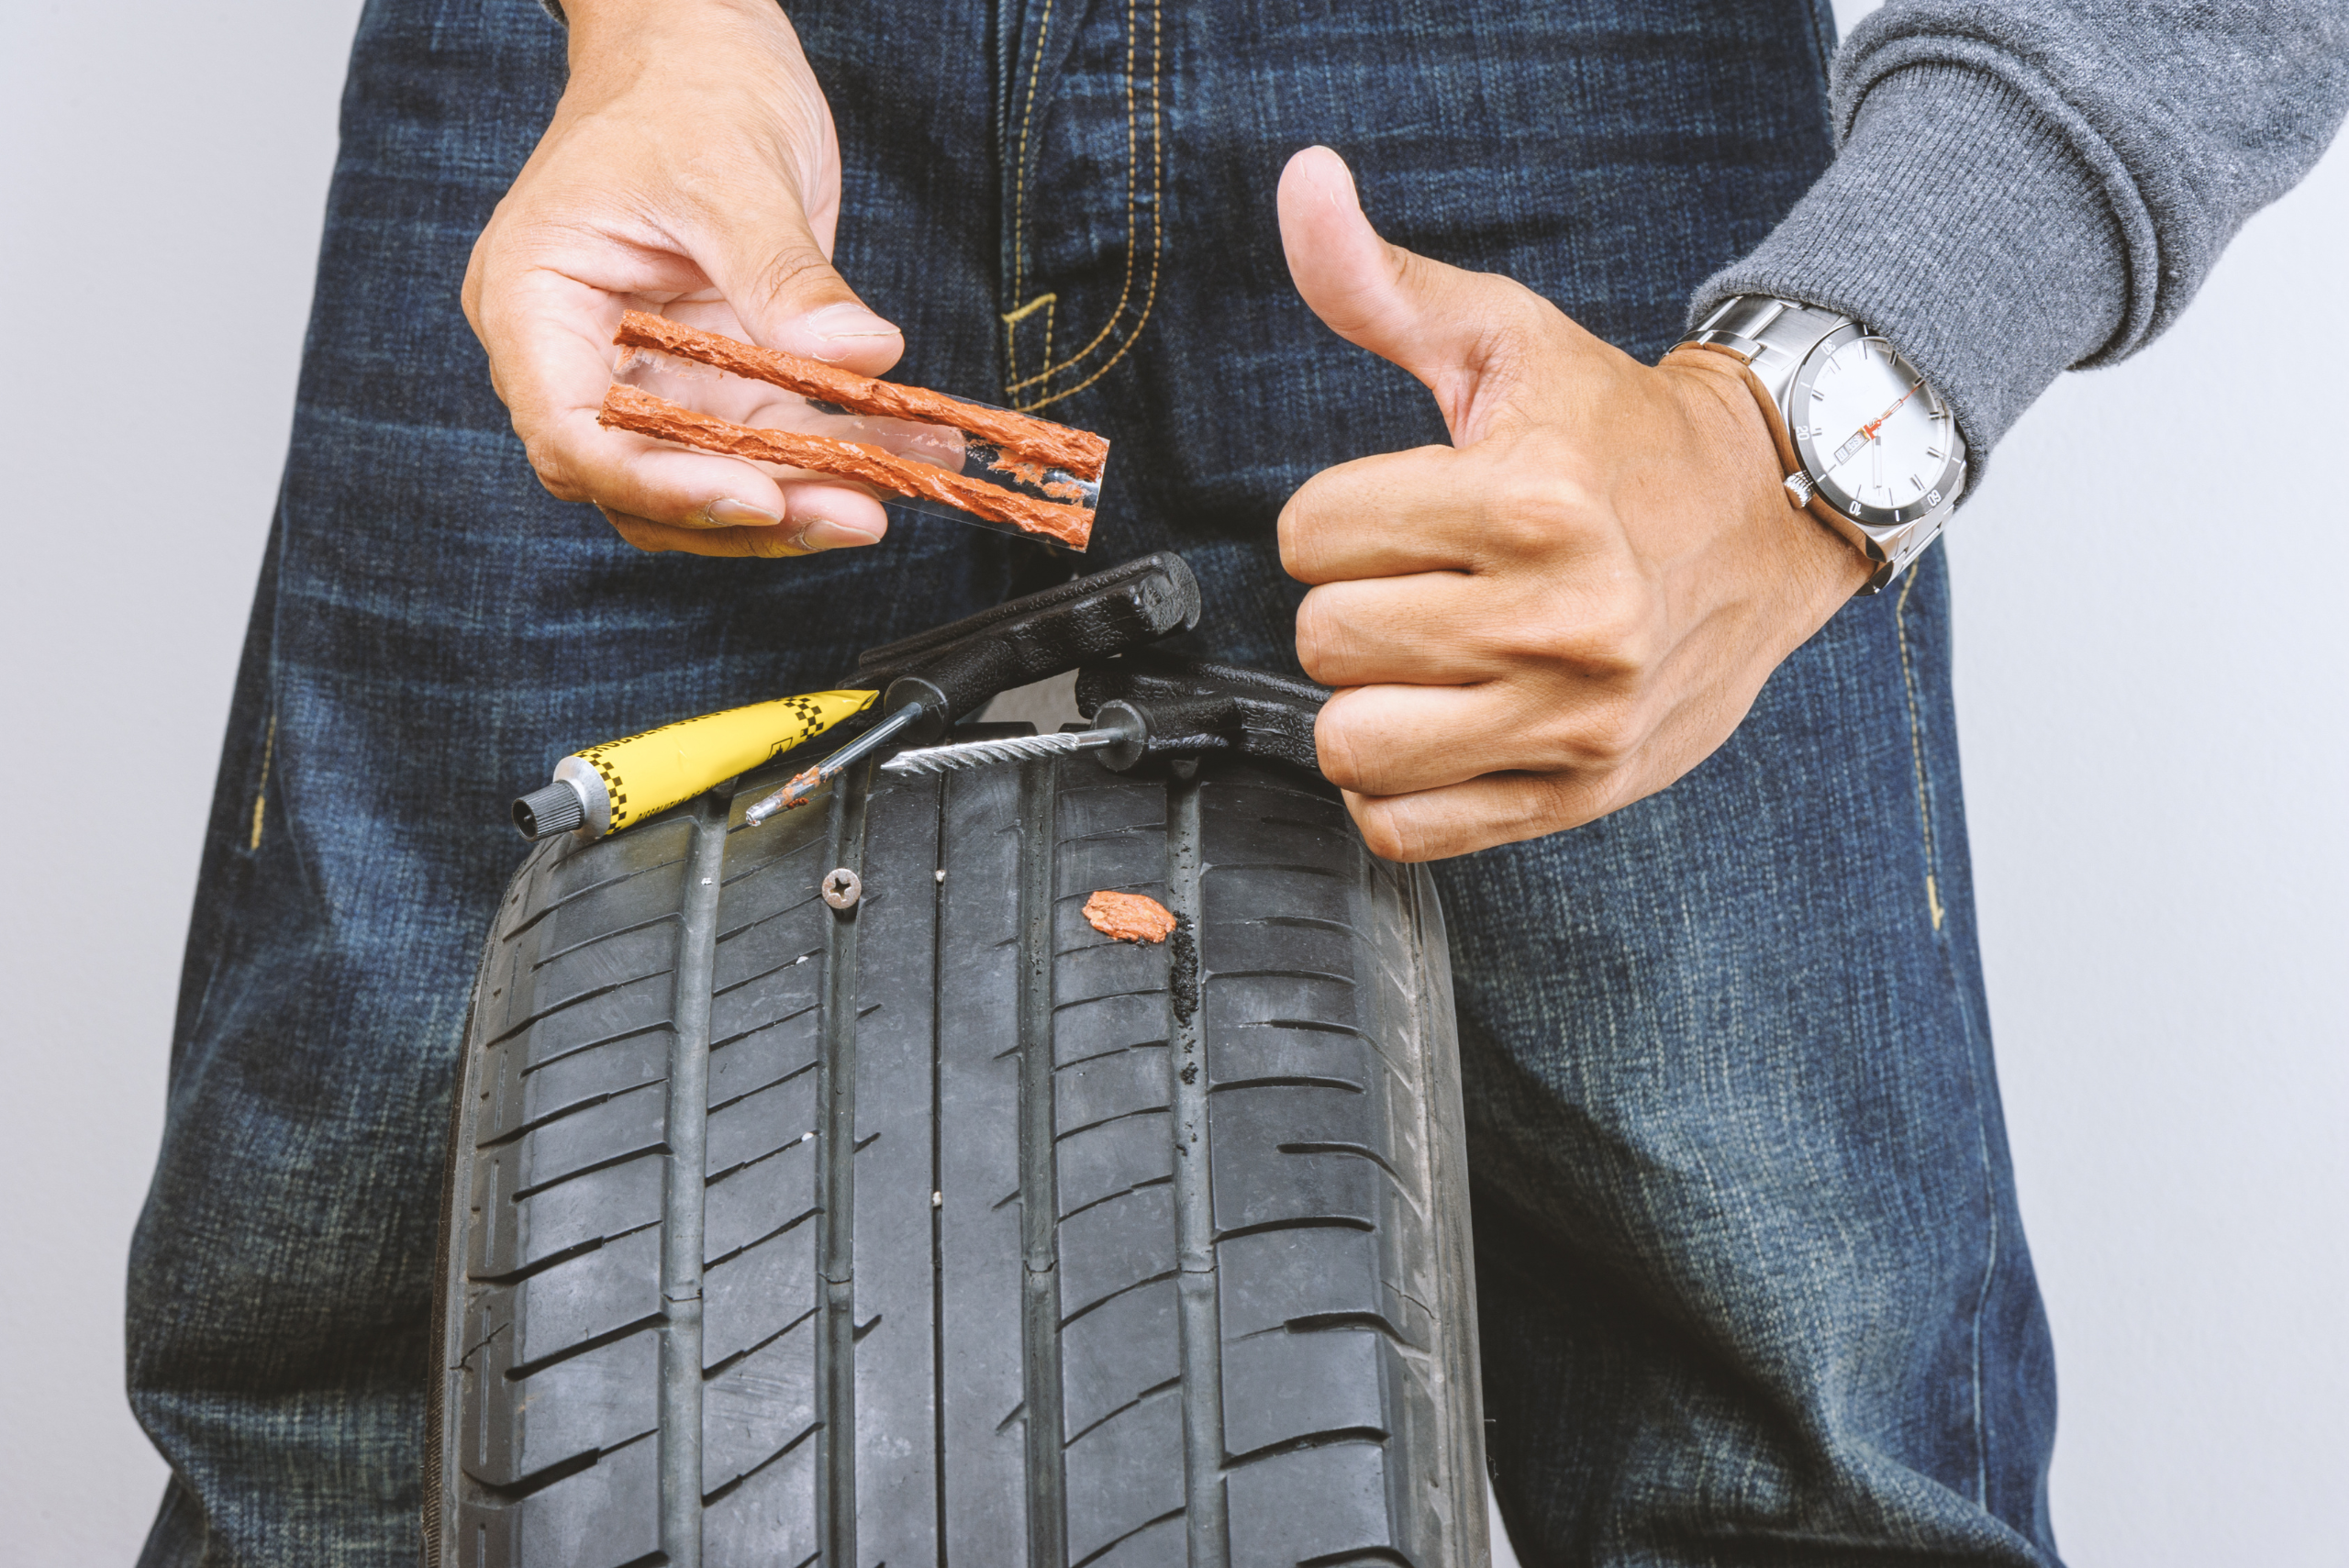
[[1693, 1, 2349, 458]]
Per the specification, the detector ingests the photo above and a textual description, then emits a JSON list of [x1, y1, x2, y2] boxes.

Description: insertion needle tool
[[742, 697, 934, 823]]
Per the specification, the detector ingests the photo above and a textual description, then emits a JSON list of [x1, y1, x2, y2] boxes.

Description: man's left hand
[[1277, 146, 1872, 862]]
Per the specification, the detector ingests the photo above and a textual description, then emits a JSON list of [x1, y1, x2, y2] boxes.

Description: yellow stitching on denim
[[248, 711, 276, 851], [1015, 0, 1161, 411], [1007, 0, 1055, 390], [1004, 0, 1141, 391], [1894, 567, 1946, 931], [1004, 295, 1058, 394], [1006, 0, 1161, 398]]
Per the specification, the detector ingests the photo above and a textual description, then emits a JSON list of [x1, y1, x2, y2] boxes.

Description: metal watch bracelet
[[1675, 295, 1967, 595]]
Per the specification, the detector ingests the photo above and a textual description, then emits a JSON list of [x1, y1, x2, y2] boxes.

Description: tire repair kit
[[511, 317, 1324, 843]]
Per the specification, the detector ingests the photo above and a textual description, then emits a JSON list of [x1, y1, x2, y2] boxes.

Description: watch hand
[[1860, 378, 1924, 442], [1826, 377, 1926, 473]]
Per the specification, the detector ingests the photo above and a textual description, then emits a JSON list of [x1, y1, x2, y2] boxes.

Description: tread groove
[[1275, 1141, 1406, 1183], [1056, 1173, 1175, 1225], [1221, 1428, 1389, 1470], [465, 1220, 658, 1286], [1208, 966, 1356, 984], [1266, 1312, 1417, 1348], [503, 855, 692, 938], [1064, 1376, 1184, 1447], [1213, 1217, 1376, 1243], [1057, 1269, 1181, 1330], [1019, 757, 1068, 1568], [1056, 1037, 1174, 1073], [708, 999, 818, 1053], [658, 796, 729, 1567], [700, 1305, 819, 1379], [1235, 1018, 1364, 1038], [502, 1312, 666, 1381], [817, 763, 871, 1568], [484, 976, 678, 1051], [1168, 773, 1232, 1568], [1070, 1507, 1187, 1568], [510, 1140, 667, 1202], [699, 1206, 820, 1272], [712, 892, 827, 946], [472, 1088, 624, 1151], [930, 776, 950, 1568], [1054, 1105, 1173, 1144], [468, 1429, 656, 1503], [704, 1129, 815, 1187], [705, 1056, 819, 1119], [698, 1420, 821, 1507], [1208, 1076, 1364, 1095], [530, 911, 682, 969], [514, 1019, 671, 1077]]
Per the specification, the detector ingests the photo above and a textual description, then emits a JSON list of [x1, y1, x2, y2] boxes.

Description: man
[[128, 0, 2344, 1562]]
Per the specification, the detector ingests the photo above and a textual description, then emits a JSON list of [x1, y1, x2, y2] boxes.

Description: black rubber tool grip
[[851, 551, 1201, 741], [1076, 650, 1329, 777]]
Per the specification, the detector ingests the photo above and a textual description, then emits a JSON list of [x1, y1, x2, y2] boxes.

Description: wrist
[[562, 0, 796, 72], [1674, 296, 1966, 595], [1662, 348, 1874, 605]]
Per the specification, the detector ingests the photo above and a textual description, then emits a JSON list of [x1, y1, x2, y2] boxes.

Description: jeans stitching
[[1897, 557, 2000, 1506], [1005, 0, 1057, 393], [1003, 0, 1163, 407], [1003, 0, 1139, 390], [1008, 0, 1139, 384], [247, 710, 276, 852], [1894, 566, 1944, 933]]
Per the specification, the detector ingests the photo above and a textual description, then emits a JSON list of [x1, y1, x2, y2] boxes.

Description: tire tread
[[431, 742, 1484, 1565]]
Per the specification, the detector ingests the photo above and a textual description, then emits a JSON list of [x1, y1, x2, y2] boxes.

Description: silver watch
[[1677, 295, 1967, 595]]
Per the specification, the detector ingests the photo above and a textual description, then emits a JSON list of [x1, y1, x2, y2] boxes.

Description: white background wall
[[2, 1, 2341, 1562]]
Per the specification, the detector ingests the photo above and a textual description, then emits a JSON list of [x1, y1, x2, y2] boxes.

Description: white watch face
[[1789, 328, 1966, 528]]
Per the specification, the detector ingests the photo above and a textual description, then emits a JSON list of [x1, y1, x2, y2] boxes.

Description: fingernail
[[806, 303, 900, 363], [705, 497, 783, 527], [795, 516, 884, 550]]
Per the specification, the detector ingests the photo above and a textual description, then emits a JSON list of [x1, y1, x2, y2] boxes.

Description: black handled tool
[[742, 550, 1203, 821], [877, 651, 1330, 784]]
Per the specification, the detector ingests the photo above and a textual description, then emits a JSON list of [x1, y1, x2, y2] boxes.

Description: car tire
[[426, 730, 1486, 1568]]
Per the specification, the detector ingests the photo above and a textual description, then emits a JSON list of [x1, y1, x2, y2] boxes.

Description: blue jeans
[[129, 0, 2061, 1562]]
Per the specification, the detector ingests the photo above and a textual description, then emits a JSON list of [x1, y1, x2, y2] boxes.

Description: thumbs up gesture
[[1276, 148, 1872, 862]]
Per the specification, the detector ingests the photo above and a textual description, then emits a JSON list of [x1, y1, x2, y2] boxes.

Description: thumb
[[703, 197, 904, 376], [1278, 145, 1542, 440]]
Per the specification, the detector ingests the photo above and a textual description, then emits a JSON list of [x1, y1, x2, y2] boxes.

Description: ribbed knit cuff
[[1692, 62, 2127, 462]]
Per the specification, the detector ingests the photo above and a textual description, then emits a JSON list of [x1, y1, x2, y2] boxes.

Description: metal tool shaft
[[743, 700, 928, 823], [880, 728, 1116, 778]]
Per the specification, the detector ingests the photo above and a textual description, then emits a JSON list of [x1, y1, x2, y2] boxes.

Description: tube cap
[[513, 779, 589, 840]]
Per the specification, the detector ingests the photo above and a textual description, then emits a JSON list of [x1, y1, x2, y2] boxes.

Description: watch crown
[[1782, 472, 1816, 506]]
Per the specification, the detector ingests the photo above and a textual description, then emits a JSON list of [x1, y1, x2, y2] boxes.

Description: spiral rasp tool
[[880, 711, 1146, 780], [870, 654, 1337, 784]]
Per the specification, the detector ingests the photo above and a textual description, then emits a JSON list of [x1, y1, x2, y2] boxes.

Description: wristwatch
[[1675, 295, 1967, 595]]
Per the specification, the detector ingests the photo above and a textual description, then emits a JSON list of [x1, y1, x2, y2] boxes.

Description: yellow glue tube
[[514, 690, 877, 841]]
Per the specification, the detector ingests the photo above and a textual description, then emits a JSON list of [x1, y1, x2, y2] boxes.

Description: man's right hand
[[464, 0, 898, 558]]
